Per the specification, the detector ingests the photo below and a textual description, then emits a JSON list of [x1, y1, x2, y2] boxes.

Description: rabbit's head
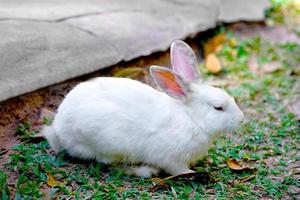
[[150, 40, 244, 135]]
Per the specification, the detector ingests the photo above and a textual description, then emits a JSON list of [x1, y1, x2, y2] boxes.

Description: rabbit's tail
[[42, 125, 62, 153]]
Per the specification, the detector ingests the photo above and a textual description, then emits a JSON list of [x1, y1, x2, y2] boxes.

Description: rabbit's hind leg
[[67, 145, 95, 160], [125, 165, 160, 178], [96, 155, 113, 164], [164, 163, 195, 176]]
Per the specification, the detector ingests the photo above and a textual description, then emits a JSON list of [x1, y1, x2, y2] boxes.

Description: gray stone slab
[[219, 0, 270, 22], [0, 0, 269, 102]]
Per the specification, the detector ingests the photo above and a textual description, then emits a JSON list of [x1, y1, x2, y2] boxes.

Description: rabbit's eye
[[214, 106, 224, 111]]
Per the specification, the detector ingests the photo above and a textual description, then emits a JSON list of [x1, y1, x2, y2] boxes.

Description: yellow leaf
[[205, 53, 222, 74], [228, 38, 237, 47], [226, 159, 247, 171], [47, 173, 60, 187]]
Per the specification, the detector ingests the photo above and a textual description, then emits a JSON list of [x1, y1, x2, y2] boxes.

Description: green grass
[[1, 33, 299, 199], [1, 2, 300, 198], [0, 170, 10, 199]]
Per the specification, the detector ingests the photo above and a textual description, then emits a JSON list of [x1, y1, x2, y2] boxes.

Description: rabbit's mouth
[[210, 130, 223, 141], [224, 123, 239, 132]]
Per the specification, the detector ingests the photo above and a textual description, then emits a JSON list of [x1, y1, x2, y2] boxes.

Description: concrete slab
[[0, 0, 269, 102]]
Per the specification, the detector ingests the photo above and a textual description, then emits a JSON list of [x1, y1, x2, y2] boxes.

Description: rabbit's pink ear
[[171, 40, 200, 82], [150, 66, 188, 99]]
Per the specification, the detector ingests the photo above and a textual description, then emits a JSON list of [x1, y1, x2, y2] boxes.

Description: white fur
[[43, 41, 244, 177], [125, 166, 160, 178]]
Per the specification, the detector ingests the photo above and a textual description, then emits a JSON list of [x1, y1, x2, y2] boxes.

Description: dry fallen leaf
[[281, 0, 300, 31], [205, 53, 222, 74], [262, 61, 281, 73], [248, 56, 282, 75], [206, 79, 231, 87], [151, 176, 173, 191], [103, 188, 110, 193], [151, 177, 169, 190], [0, 148, 8, 156], [204, 33, 226, 57], [248, 54, 261, 75], [226, 159, 250, 171], [117, 186, 126, 193], [151, 172, 209, 192], [47, 173, 61, 187], [151, 177, 164, 183], [287, 97, 300, 119], [171, 186, 178, 199], [215, 44, 223, 53], [39, 107, 55, 121], [238, 174, 256, 183], [113, 67, 144, 78]]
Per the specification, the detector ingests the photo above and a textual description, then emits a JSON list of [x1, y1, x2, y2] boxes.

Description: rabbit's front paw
[[125, 165, 160, 178]]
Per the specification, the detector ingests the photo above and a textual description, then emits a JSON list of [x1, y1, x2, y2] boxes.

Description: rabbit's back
[[57, 77, 173, 127]]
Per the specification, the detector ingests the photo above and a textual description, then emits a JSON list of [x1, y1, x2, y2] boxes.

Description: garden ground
[[0, 1, 299, 199]]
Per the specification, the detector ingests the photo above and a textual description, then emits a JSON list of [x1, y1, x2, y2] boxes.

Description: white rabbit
[[43, 40, 244, 178]]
